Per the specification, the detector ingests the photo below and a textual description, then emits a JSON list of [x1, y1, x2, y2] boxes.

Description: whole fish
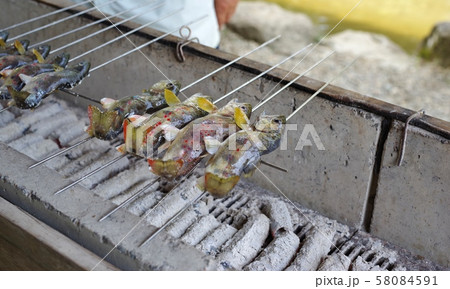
[[8, 61, 90, 109], [0, 40, 30, 58], [0, 44, 50, 72], [201, 113, 286, 198], [117, 91, 216, 158], [0, 52, 70, 99], [85, 80, 181, 140], [148, 99, 252, 180]]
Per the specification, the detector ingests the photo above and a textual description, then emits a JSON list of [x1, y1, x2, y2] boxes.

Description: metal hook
[[397, 109, 425, 166], [176, 25, 199, 62]]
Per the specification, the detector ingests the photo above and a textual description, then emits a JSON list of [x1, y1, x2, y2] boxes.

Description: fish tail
[[148, 158, 183, 180], [205, 172, 240, 198], [7, 86, 30, 108]]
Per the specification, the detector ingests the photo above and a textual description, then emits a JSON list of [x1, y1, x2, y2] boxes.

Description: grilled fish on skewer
[[0, 40, 30, 57], [7, 61, 90, 109], [0, 52, 70, 99], [0, 44, 50, 72], [148, 99, 252, 180], [118, 91, 216, 157], [85, 80, 181, 140], [201, 113, 285, 198]]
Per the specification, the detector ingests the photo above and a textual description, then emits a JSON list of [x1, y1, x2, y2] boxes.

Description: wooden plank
[[0, 197, 118, 271]]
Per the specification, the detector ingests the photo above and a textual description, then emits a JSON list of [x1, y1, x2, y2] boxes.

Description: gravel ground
[[219, 1, 450, 122]]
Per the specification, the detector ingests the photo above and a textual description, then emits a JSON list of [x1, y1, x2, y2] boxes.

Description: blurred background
[[219, 0, 450, 121]]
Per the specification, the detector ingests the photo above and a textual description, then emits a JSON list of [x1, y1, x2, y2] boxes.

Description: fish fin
[[197, 97, 216, 113], [196, 176, 205, 191], [204, 136, 222, 155], [116, 144, 126, 154], [234, 107, 250, 130], [6, 98, 15, 108], [204, 172, 240, 198], [14, 40, 26, 55], [160, 123, 179, 141], [18, 74, 33, 84], [164, 88, 181, 106], [148, 158, 183, 179], [52, 64, 64, 72], [85, 105, 96, 136], [100, 97, 116, 110], [0, 39, 6, 49], [32, 49, 45, 64], [0, 69, 12, 77]]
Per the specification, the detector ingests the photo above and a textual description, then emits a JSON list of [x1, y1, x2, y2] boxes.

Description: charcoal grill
[[0, 0, 448, 270]]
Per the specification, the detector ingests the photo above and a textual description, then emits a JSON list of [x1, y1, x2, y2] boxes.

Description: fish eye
[[166, 83, 174, 90], [273, 119, 281, 124]]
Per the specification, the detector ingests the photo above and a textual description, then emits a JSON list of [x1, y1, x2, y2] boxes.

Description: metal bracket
[[397, 109, 425, 166], [175, 25, 199, 62]]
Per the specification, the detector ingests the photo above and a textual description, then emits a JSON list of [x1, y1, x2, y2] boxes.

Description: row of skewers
[[0, 6, 356, 251]]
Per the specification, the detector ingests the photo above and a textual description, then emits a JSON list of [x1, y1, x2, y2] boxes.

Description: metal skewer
[[59, 88, 101, 104], [1, 0, 94, 31], [252, 50, 336, 111], [29, 136, 94, 169], [98, 177, 160, 222], [8, 0, 121, 42], [0, 106, 12, 113], [69, 8, 181, 62], [139, 190, 208, 247], [89, 15, 209, 72], [54, 154, 127, 195], [180, 35, 281, 92], [286, 57, 360, 121], [213, 43, 313, 104], [30, 0, 163, 49]]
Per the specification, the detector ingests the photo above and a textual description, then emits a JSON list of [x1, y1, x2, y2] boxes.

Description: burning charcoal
[[97, 162, 156, 200], [181, 215, 220, 246], [317, 243, 364, 271], [21, 139, 59, 160], [165, 201, 208, 238], [217, 214, 270, 270], [244, 229, 300, 271], [144, 177, 203, 227], [75, 151, 129, 189], [0, 106, 14, 126], [262, 198, 293, 236], [196, 223, 238, 256], [51, 120, 86, 146], [286, 223, 336, 271], [127, 190, 164, 217]]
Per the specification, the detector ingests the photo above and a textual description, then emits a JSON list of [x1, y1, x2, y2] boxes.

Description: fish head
[[86, 105, 123, 140], [0, 31, 9, 46], [46, 52, 70, 68], [144, 80, 181, 96], [34, 44, 51, 59], [220, 98, 252, 119], [254, 114, 286, 132]]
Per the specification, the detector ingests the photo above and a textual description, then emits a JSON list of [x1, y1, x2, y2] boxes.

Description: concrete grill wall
[[0, 0, 448, 267]]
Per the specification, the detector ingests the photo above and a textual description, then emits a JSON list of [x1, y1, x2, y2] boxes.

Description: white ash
[[217, 213, 270, 270], [144, 177, 204, 227], [17, 138, 59, 161], [286, 223, 337, 271], [165, 201, 208, 239], [75, 151, 130, 190], [352, 255, 384, 271], [180, 214, 220, 246], [318, 243, 365, 271], [0, 108, 14, 126], [196, 223, 238, 256], [244, 229, 300, 271], [49, 119, 86, 146], [0, 121, 31, 143], [127, 189, 164, 217], [58, 150, 106, 176], [30, 111, 78, 138], [262, 198, 293, 236], [94, 159, 154, 200]]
